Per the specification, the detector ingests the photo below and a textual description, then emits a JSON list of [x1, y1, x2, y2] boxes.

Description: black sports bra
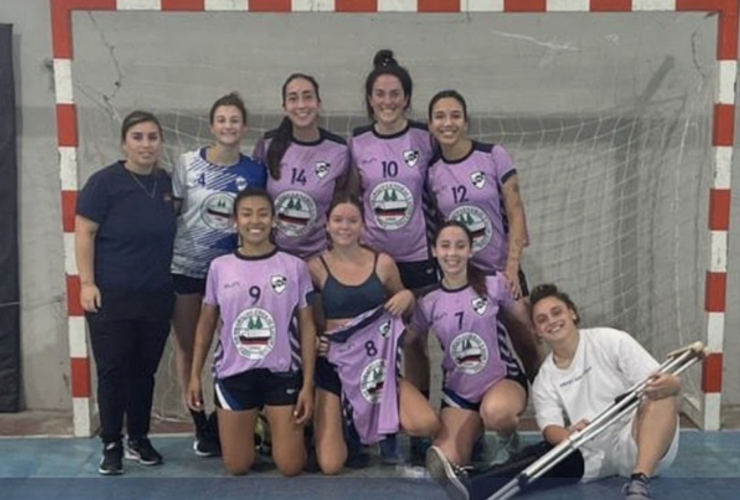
[[320, 253, 386, 320]]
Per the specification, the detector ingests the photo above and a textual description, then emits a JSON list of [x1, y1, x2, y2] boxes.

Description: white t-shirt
[[532, 327, 660, 479]]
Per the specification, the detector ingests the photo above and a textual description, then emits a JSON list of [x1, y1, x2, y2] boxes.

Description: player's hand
[[293, 386, 314, 425], [385, 289, 414, 316], [317, 335, 330, 356], [504, 265, 522, 300], [80, 283, 102, 313], [644, 373, 681, 400], [187, 377, 204, 412], [568, 419, 590, 434]]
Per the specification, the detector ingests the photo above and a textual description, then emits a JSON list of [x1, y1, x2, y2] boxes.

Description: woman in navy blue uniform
[[75, 111, 176, 476]]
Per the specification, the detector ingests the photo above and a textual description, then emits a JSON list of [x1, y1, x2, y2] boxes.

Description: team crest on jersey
[[472, 297, 488, 315], [270, 275, 287, 294], [360, 359, 387, 404], [471, 171, 486, 189], [236, 176, 249, 191], [370, 182, 414, 231], [232, 308, 276, 360], [274, 190, 317, 237], [200, 192, 236, 231], [315, 161, 331, 179], [378, 319, 392, 338], [403, 150, 419, 168], [449, 205, 491, 253], [450, 332, 489, 375]]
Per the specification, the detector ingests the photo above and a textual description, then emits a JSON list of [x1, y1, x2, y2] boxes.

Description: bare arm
[[187, 303, 219, 411], [75, 215, 101, 312], [501, 175, 527, 298], [378, 253, 415, 316], [294, 305, 317, 424]]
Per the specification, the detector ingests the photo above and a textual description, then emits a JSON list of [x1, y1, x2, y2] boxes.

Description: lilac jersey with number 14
[[253, 129, 349, 259]]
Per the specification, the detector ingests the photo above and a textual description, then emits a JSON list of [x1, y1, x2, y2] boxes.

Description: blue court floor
[[1, 430, 739, 500]]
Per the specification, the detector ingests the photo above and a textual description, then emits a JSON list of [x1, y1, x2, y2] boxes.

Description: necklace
[[129, 170, 157, 199]]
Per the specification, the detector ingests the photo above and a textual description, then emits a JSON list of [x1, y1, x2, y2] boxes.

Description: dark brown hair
[[529, 283, 580, 325], [364, 49, 413, 120], [434, 220, 487, 298]]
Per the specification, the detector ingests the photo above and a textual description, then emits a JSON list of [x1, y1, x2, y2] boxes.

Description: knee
[[407, 411, 441, 437], [480, 407, 519, 433], [317, 454, 345, 475], [275, 457, 305, 477], [224, 462, 252, 476]]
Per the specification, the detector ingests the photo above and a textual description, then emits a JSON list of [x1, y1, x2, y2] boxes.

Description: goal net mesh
[[70, 10, 715, 424]]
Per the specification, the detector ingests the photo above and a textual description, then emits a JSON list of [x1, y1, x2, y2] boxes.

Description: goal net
[[69, 10, 715, 425]]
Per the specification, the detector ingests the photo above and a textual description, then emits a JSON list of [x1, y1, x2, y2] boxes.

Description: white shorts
[[580, 412, 680, 481]]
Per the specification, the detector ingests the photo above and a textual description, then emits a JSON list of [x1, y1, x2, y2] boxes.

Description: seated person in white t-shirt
[[426, 283, 681, 500]]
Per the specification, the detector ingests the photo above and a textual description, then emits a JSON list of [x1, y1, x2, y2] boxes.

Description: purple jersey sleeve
[[252, 137, 267, 163], [203, 258, 220, 307]]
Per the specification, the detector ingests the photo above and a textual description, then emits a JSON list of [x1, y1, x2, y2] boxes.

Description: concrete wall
[[1, 1, 739, 416]]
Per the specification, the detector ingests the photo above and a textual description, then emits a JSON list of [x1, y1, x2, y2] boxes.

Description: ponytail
[[265, 117, 292, 180]]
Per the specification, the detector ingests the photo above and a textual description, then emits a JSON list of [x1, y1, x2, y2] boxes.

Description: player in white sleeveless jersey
[[188, 188, 316, 477], [426, 90, 542, 384], [349, 49, 438, 462], [170, 93, 267, 457], [253, 73, 350, 259]]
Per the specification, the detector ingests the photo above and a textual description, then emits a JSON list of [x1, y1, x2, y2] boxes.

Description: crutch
[[487, 341, 707, 500]]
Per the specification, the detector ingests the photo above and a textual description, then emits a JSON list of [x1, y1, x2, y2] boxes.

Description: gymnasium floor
[[1, 428, 739, 500]]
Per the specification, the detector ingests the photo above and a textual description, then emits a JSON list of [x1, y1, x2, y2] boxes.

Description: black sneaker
[[426, 445, 471, 500], [193, 412, 221, 457], [98, 441, 123, 475], [125, 437, 163, 466]]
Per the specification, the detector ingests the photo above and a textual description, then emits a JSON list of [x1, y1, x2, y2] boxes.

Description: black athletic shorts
[[172, 273, 206, 295], [397, 259, 438, 290], [314, 356, 341, 397], [214, 369, 302, 411], [441, 371, 529, 411]]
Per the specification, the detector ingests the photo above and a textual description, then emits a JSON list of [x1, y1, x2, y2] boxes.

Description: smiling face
[[327, 202, 363, 248], [210, 104, 247, 147], [235, 194, 274, 248], [283, 76, 321, 131], [369, 74, 408, 129], [532, 296, 579, 344], [429, 96, 468, 149], [433, 225, 474, 280], [122, 121, 162, 170]]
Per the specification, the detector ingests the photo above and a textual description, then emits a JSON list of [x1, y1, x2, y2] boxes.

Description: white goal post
[[50, 0, 737, 436]]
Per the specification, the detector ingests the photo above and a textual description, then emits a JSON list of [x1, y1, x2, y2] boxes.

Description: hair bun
[[373, 49, 397, 69]]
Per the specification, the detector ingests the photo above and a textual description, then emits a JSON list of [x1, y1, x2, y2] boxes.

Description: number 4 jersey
[[204, 248, 314, 379], [326, 306, 404, 445]]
